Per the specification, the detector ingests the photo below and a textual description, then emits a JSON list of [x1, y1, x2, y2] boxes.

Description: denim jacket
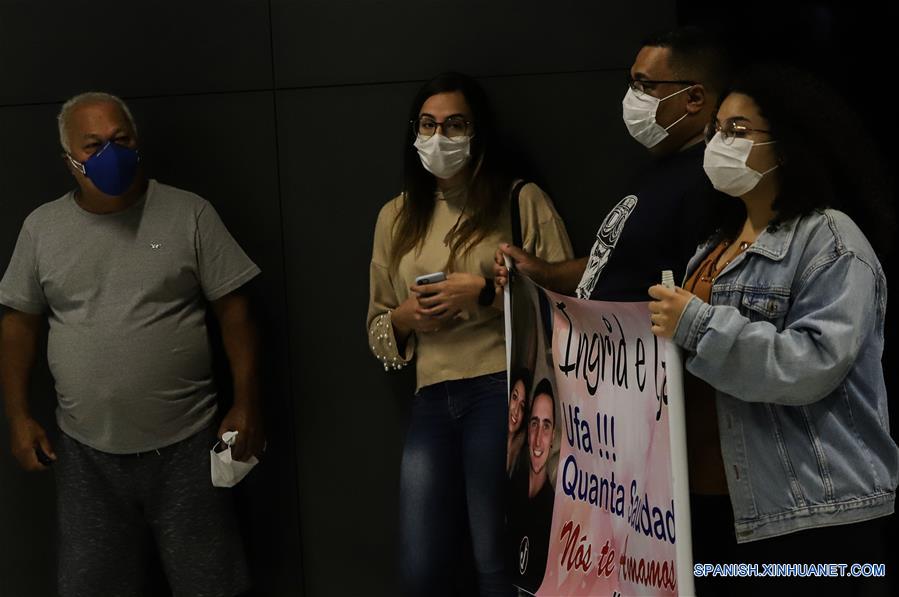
[[673, 209, 898, 543]]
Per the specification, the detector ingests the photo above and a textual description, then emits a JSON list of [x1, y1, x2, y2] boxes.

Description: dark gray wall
[[0, 1, 674, 595]]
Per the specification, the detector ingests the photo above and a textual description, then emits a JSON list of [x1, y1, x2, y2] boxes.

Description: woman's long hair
[[389, 72, 515, 271], [714, 64, 895, 257]]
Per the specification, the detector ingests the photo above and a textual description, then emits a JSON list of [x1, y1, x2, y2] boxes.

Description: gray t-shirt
[[0, 179, 261, 453]]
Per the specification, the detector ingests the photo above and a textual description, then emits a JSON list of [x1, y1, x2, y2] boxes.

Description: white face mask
[[210, 430, 259, 488], [413, 133, 471, 179], [621, 86, 691, 148], [703, 132, 778, 197]]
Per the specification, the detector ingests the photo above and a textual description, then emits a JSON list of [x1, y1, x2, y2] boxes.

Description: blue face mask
[[68, 141, 140, 196]]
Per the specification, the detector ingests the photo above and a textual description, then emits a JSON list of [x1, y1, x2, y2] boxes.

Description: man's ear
[[685, 84, 707, 115]]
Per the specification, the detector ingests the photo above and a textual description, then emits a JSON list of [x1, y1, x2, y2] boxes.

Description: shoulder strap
[[510, 179, 528, 248]]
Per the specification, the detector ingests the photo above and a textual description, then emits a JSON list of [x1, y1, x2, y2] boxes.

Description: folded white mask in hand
[[210, 430, 258, 488]]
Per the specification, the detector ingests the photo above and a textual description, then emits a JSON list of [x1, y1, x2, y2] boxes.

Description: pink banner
[[505, 276, 690, 596]]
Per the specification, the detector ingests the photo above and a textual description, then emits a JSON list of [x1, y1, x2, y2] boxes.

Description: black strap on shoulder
[[510, 179, 528, 248]]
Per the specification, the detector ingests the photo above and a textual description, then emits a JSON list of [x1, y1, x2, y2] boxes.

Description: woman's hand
[[648, 284, 695, 338], [411, 273, 485, 323], [391, 294, 441, 337]]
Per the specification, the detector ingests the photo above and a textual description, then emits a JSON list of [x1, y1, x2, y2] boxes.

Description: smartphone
[[415, 272, 446, 286], [415, 272, 446, 298]]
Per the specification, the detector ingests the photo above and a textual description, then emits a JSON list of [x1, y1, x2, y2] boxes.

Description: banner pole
[[662, 270, 695, 596], [503, 255, 513, 397]]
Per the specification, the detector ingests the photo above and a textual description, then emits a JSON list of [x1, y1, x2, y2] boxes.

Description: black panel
[[0, 346, 56, 597], [276, 80, 418, 597], [271, 0, 676, 88], [0, 0, 272, 106]]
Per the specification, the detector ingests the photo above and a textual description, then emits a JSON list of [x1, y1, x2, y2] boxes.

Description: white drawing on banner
[[575, 195, 639, 299], [519, 536, 530, 574]]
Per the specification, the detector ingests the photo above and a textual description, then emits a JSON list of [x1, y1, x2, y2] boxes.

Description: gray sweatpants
[[55, 425, 250, 597]]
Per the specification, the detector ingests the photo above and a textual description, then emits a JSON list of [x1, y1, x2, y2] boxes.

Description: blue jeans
[[399, 372, 515, 597]]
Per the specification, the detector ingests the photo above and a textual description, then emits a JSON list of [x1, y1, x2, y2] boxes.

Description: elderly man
[[0, 91, 263, 597]]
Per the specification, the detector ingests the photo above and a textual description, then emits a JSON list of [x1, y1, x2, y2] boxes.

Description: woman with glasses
[[649, 65, 898, 595], [366, 72, 572, 596]]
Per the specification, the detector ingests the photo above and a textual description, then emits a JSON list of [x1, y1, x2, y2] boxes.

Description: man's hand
[[2, 309, 46, 470], [648, 285, 695, 339], [9, 415, 55, 471], [211, 291, 264, 461], [217, 403, 264, 462], [493, 244, 549, 288]]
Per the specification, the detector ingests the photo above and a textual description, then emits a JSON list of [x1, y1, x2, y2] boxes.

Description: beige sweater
[[367, 182, 573, 390]]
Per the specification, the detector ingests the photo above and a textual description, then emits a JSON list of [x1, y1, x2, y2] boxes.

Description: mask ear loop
[[659, 84, 695, 132], [658, 84, 693, 103], [212, 431, 237, 454], [751, 140, 779, 176], [663, 111, 689, 131], [66, 154, 86, 174]]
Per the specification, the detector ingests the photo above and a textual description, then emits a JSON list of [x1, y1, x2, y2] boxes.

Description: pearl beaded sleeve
[[367, 310, 413, 371]]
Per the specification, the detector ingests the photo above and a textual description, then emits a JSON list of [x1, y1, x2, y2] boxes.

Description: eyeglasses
[[411, 115, 472, 139], [626, 74, 696, 98], [705, 120, 773, 145]]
